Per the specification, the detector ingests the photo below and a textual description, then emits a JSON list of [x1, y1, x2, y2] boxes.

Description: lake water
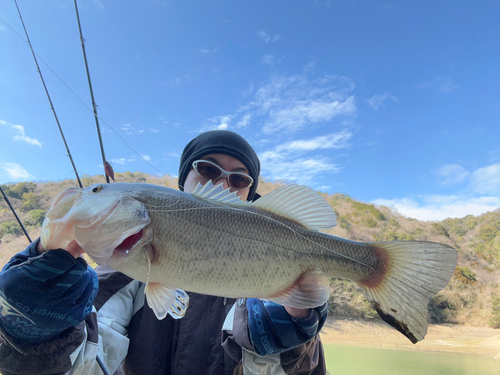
[[324, 344, 500, 375]]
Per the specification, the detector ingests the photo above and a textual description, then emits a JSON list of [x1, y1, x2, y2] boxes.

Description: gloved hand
[[247, 298, 328, 356], [0, 239, 98, 345]]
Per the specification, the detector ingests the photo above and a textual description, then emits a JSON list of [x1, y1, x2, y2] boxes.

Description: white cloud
[[0, 119, 42, 147], [439, 79, 460, 93], [259, 131, 350, 186], [0, 162, 34, 182], [200, 49, 210, 53], [303, 61, 315, 73], [434, 162, 500, 195], [236, 114, 252, 128], [110, 157, 136, 165], [367, 92, 399, 110], [469, 163, 500, 195], [252, 75, 356, 134], [110, 158, 127, 165], [263, 95, 356, 134], [436, 164, 470, 185], [168, 74, 196, 88], [373, 162, 500, 220], [164, 151, 180, 159], [415, 76, 460, 93], [141, 154, 151, 162], [261, 54, 275, 65], [201, 73, 357, 187], [372, 196, 500, 221], [120, 123, 159, 135], [241, 82, 254, 97], [121, 124, 136, 135], [274, 131, 351, 153], [201, 114, 234, 132], [257, 31, 281, 43], [260, 155, 341, 185]]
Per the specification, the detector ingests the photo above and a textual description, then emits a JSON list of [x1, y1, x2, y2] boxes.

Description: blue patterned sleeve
[[0, 239, 98, 345], [246, 298, 328, 356]]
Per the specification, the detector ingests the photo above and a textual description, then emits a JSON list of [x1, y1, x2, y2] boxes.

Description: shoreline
[[319, 318, 500, 360]]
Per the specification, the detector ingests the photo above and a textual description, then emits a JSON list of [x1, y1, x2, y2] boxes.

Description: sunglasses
[[192, 160, 254, 189]]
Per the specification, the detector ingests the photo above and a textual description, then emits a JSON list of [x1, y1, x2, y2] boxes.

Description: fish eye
[[91, 186, 103, 193]]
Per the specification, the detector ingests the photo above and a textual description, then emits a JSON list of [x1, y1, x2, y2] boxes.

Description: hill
[[1, 173, 499, 328]]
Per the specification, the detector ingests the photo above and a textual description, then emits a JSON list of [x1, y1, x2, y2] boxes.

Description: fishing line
[[0, 185, 32, 243], [138, 198, 375, 271], [73, 0, 109, 183], [0, 16, 166, 177], [133, 181, 374, 269], [12, 1, 83, 188]]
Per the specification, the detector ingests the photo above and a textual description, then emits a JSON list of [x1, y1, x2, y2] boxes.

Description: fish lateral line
[[143, 200, 377, 272]]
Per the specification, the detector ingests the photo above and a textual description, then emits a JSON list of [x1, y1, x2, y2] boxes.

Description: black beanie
[[178, 130, 260, 201]]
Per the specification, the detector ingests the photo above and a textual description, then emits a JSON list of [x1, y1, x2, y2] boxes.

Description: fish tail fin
[[358, 241, 457, 344]]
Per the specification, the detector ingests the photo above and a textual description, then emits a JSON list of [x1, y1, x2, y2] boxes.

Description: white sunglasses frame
[[192, 160, 254, 189]]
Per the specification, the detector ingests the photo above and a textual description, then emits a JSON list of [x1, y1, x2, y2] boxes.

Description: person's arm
[[222, 299, 328, 375], [0, 238, 141, 375]]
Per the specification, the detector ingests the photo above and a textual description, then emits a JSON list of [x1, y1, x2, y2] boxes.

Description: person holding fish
[[0, 130, 329, 375]]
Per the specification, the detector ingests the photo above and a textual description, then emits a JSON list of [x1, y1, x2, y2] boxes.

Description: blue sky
[[1, 0, 499, 221]]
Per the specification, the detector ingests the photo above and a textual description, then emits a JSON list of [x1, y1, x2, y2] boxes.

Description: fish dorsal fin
[[192, 181, 248, 205], [251, 184, 336, 230]]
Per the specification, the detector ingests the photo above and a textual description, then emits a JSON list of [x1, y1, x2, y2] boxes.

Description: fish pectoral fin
[[267, 270, 330, 309], [144, 282, 179, 320]]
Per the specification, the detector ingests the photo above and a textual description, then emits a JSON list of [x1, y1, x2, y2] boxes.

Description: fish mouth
[[112, 228, 145, 257]]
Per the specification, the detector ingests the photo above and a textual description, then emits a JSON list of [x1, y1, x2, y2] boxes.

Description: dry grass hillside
[[1, 174, 499, 328]]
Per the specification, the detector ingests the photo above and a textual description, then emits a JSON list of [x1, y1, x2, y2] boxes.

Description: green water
[[324, 344, 500, 375]]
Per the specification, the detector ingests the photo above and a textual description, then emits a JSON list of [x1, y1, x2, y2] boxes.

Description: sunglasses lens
[[196, 162, 222, 180], [229, 174, 252, 189], [194, 160, 252, 189]]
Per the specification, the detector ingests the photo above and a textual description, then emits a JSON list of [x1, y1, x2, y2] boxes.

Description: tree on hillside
[[1, 182, 37, 200], [20, 192, 41, 212], [26, 209, 46, 226]]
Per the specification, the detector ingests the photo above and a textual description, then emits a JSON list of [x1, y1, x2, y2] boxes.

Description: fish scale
[[41, 181, 457, 344]]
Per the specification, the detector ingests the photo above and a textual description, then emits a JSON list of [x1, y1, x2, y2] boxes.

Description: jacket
[[0, 264, 326, 375]]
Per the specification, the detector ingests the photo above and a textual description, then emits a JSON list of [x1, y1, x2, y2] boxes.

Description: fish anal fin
[[267, 270, 330, 309], [145, 282, 177, 320]]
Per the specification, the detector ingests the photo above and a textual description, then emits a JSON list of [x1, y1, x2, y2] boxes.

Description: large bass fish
[[41, 182, 457, 344]]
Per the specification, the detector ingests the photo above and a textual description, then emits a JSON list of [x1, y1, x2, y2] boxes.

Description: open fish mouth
[[112, 228, 146, 257]]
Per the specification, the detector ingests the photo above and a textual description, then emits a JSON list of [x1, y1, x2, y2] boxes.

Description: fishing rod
[[13, 0, 83, 189], [73, 0, 110, 184], [0, 16, 161, 181], [0, 185, 31, 244], [1, 183, 110, 374]]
